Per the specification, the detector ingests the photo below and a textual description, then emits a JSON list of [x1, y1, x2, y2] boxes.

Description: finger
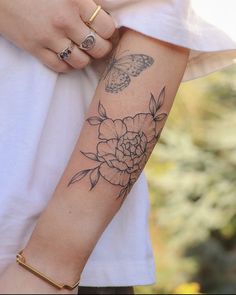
[[78, 0, 116, 39], [65, 45, 91, 69], [52, 8, 112, 59], [65, 20, 112, 59], [37, 49, 73, 73], [49, 38, 91, 69]]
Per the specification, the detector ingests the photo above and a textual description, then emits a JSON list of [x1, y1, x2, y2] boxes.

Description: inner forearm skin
[[23, 30, 189, 287]]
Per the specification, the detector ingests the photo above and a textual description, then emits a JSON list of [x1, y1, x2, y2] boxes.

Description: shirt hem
[[79, 259, 156, 287]]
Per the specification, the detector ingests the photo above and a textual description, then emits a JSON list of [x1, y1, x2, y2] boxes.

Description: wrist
[[23, 233, 83, 288], [0, 263, 74, 294], [22, 192, 90, 287], [20, 184, 112, 289]]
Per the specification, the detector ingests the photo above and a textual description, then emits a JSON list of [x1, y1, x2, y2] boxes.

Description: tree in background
[[136, 66, 236, 294]]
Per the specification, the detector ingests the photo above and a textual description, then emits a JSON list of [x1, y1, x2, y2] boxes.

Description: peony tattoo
[[68, 87, 167, 200]]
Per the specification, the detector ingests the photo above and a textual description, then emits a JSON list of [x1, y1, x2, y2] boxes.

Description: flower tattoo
[[68, 87, 167, 200]]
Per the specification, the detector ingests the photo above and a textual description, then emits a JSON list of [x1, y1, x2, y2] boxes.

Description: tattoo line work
[[102, 52, 154, 93], [68, 87, 167, 200]]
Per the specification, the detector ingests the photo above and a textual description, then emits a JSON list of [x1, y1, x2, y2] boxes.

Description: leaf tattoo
[[89, 167, 100, 190], [68, 170, 90, 186], [86, 117, 103, 125], [98, 101, 107, 119], [81, 152, 99, 161], [68, 87, 168, 200]]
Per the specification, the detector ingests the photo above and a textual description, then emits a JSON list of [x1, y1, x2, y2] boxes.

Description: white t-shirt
[[0, 0, 236, 287]]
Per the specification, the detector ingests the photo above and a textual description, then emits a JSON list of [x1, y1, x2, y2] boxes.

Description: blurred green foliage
[[136, 66, 236, 294]]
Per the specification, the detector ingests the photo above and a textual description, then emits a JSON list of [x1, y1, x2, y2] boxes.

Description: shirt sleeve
[[103, 0, 236, 80]]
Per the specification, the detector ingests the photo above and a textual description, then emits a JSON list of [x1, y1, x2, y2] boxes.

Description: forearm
[[22, 30, 189, 288]]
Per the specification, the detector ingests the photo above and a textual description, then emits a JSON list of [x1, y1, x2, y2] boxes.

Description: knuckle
[[103, 23, 116, 39], [64, 0, 79, 12], [52, 14, 70, 30], [93, 48, 105, 59], [93, 44, 112, 59], [38, 34, 51, 45], [76, 57, 90, 69], [51, 0, 78, 30], [48, 58, 60, 70], [49, 60, 69, 73], [65, 0, 77, 6]]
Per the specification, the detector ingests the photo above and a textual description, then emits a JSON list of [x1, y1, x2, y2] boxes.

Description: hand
[[0, 263, 76, 294], [0, 0, 115, 73]]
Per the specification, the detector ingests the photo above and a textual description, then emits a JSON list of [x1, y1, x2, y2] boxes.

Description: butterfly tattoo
[[102, 52, 154, 93]]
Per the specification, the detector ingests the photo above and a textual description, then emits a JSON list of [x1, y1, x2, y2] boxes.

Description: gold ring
[[86, 5, 102, 27]]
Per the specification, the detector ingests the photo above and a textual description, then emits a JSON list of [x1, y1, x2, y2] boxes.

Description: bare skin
[[0, 29, 189, 294]]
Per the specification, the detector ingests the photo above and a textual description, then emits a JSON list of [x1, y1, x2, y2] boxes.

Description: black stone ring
[[57, 41, 74, 61], [79, 31, 96, 51]]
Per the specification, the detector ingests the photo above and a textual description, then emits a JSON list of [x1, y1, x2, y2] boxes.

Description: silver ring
[[57, 41, 74, 60], [79, 31, 96, 51]]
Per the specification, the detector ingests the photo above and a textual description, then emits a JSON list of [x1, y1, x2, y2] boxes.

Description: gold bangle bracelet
[[16, 250, 80, 290]]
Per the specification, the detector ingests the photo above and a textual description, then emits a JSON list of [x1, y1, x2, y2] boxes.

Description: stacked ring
[[85, 5, 102, 28], [57, 5, 103, 60], [57, 41, 75, 60], [79, 30, 96, 51]]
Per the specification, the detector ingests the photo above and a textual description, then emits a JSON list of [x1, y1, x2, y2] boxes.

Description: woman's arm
[[0, 29, 189, 294]]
